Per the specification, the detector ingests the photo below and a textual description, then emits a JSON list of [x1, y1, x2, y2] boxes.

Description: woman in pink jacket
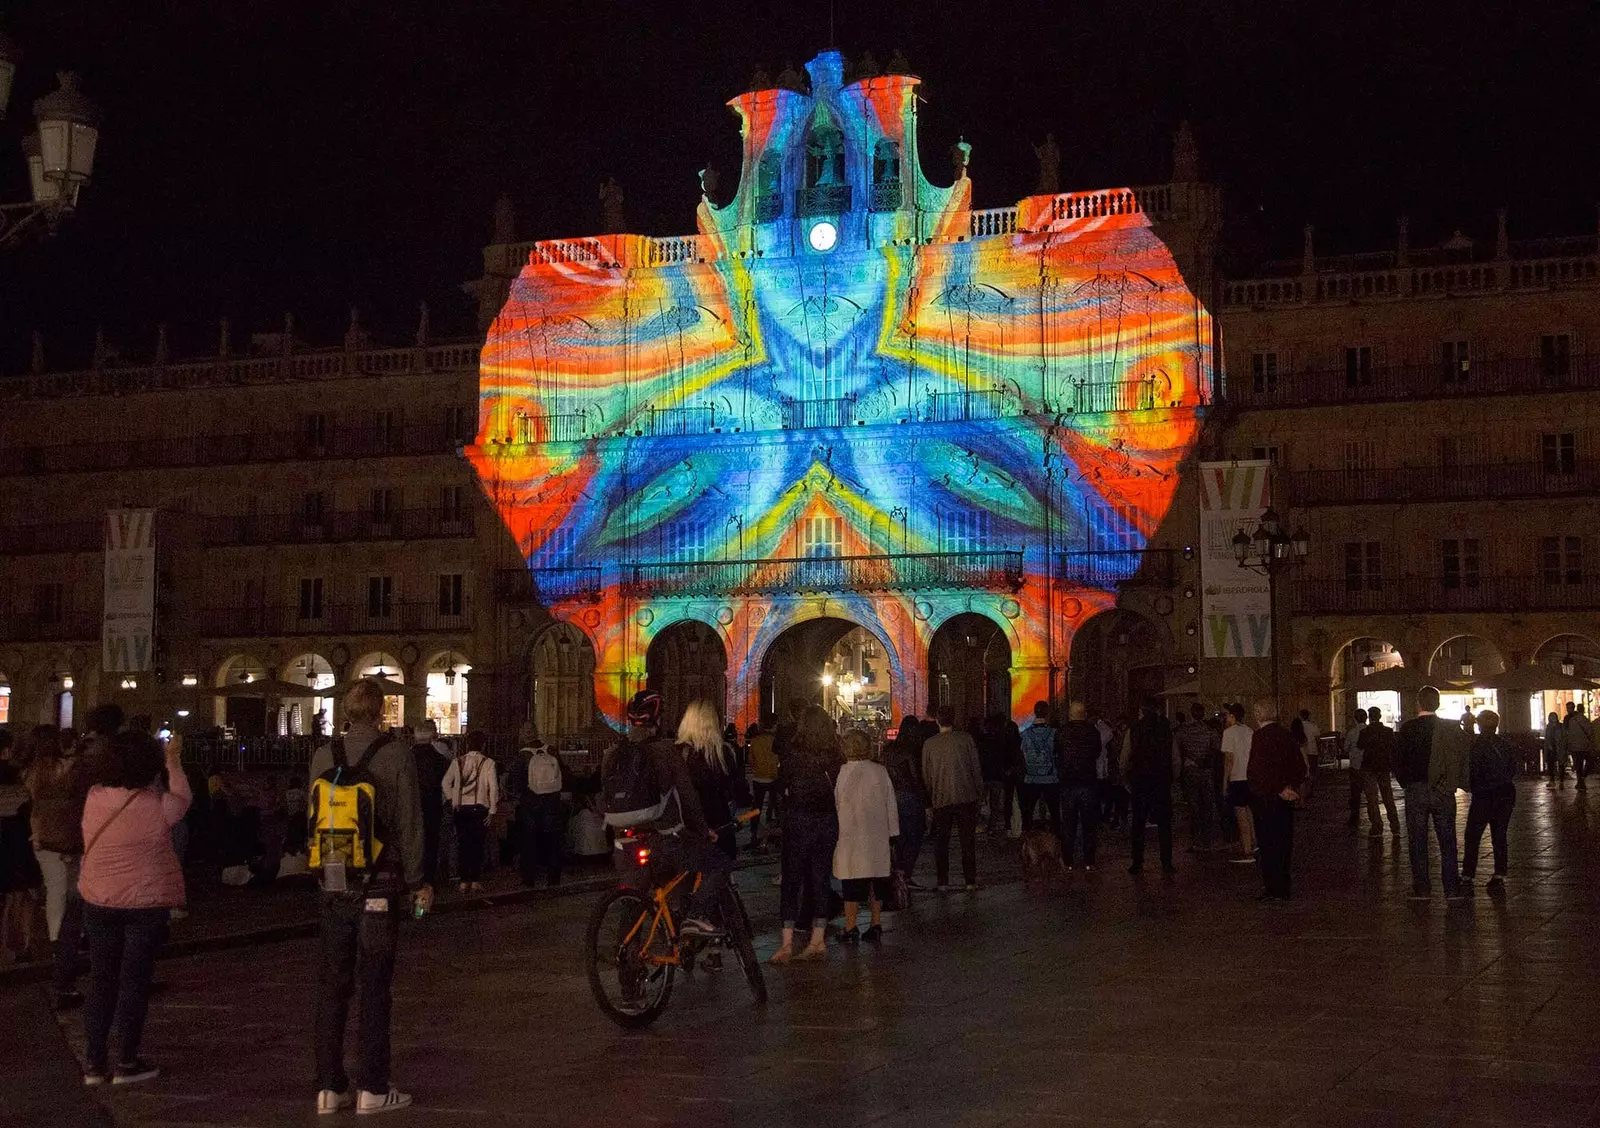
[[77, 730, 190, 1086]]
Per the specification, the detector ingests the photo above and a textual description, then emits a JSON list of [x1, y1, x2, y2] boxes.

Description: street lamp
[[1234, 506, 1311, 712], [2, 67, 102, 249]]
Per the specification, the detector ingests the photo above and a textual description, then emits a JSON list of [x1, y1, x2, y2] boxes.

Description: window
[[371, 488, 395, 524], [1344, 346, 1373, 387], [373, 410, 398, 451], [1539, 333, 1572, 382], [1441, 538, 1481, 589], [872, 139, 901, 185], [801, 515, 843, 558], [940, 509, 992, 554], [1541, 536, 1583, 585], [302, 412, 327, 449], [438, 573, 464, 616], [1250, 445, 1280, 466], [1343, 439, 1376, 473], [1250, 351, 1279, 394], [440, 484, 465, 523], [662, 520, 707, 563], [298, 577, 324, 621], [1344, 541, 1382, 591], [301, 490, 325, 528], [366, 575, 394, 618], [1088, 501, 1140, 552], [532, 526, 576, 566], [0, 685, 9, 726], [444, 404, 472, 443], [1440, 340, 1469, 384], [33, 582, 64, 623], [1542, 433, 1577, 476]]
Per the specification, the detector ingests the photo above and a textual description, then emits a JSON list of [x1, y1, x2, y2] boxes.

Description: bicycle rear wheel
[[585, 888, 675, 1028], [723, 886, 767, 1005]]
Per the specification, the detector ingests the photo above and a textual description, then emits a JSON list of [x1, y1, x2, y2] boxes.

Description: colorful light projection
[[467, 51, 1210, 725]]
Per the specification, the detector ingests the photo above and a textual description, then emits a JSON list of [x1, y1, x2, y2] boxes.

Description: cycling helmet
[[626, 689, 663, 727]]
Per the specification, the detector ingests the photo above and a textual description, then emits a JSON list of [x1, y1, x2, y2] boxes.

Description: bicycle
[[584, 811, 766, 1028]]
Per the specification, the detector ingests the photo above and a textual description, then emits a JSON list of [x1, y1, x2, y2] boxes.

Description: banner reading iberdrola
[[1199, 461, 1272, 658], [104, 508, 157, 673]]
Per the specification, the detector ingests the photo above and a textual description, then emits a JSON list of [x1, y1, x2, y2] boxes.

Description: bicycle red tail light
[[635, 846, 651, 866]]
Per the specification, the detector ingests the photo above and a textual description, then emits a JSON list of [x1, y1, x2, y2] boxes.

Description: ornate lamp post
[[0, 41, 103, 250], [1231, 506, 1310, 711]]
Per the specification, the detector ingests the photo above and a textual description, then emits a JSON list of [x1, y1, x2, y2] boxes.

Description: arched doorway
[[424, 650, 472, 735], [215, 654, 269, 733], [283, 652, 335, 736], [759, 618, 894, 735], [1068, 610, 1164, 721], [1531, 633, 1600, 731], [1428, 635, 1504, 722], [353, 652, 406, 730], [646, 620, 727, 734], [928, 613, 1011, 724], [1330, 637, 1405, 727], [533, 623, 597, 743]]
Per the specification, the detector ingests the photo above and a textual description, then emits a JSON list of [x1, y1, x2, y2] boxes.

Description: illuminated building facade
[[468, 51, 1215, 730]]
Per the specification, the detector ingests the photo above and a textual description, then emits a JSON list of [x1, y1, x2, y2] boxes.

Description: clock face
[[808, 220, 838, 252]]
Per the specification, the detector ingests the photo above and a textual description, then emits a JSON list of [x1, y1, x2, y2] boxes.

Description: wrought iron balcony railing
[[1055, 549, 1177, 589], [754, 193, 783, 222], [627, 551, 1023, 598], [198, 600, 471, 638], [1289, 574, 1600, 615], [1221, 354, 1600, 410], [495, 566, 603, 604], [0, 520, 104, 554], [1284, 461, 1600, 506], [794, 183, 851, 217], [782, 396, 856, 429], [925, 389, 1010, 422], [0, 611, 100, 642], [869, 181, 901, 212], [202, 508, 474, 547]]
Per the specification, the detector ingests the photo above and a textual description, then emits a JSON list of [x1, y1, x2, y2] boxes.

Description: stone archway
[[758, 617, 895, 733], [1428, 635, 1505, 722], [928, 612, 1011, 725], [646, 619, 727, 735], [1068, 609, 1164, 721], [1329, 636, 1406, 727], [532, 623, 597, 743]]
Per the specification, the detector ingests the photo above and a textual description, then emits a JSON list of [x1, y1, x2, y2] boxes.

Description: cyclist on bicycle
[[602, 690, 731, 939]]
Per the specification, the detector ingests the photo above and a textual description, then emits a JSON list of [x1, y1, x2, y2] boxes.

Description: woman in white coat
[[833, 729, 900, 944]]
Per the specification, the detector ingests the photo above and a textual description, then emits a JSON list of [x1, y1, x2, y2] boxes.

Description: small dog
[[1020, 827, 1066, 890]]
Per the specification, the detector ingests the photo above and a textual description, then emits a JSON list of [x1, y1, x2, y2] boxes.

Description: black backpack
[[603, 737, 670, 829]]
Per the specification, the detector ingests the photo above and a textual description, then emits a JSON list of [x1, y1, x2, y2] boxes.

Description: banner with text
[[104, 508, 156, 673], [1199, 461, 1272, 658]]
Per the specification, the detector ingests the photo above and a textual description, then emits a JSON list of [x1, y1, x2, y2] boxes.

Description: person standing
[[1462, 709, 1517, 887], [1221, 704, 1256, 863], [309, 679, 429, 1115], [1543, 711, 1569, 786], [979, 714, 1010, 838], [832, 729, 898, 944], [1122, 698, 1176, 875], [442, 731, 498, 893], [921, 706, 983, 891], [1056, 702, 1102, 870], [1355, 707, 1402, 838], [1396, 685, 1469, 901], [1016, 703, 1061, 838], [745, 722, 778, 852], [0, 735, 44, 964], [1173, 703, 1221, 852], [882, 718, 927, 894], [409, 721, 450, 887], [23, 720, 97, 1009], [1564, 702, 1593, 789], [518, 728, 567, 887], [1343, 708, 1368, 830], [1297, 709, 1322, 787], [77, 730, 191, 1087], [772, 705, 842, 962], [1246, 700, 1306, 900]]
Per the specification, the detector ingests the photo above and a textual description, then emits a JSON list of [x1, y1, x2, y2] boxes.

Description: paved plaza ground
[[6, 778, 1600, 1128]]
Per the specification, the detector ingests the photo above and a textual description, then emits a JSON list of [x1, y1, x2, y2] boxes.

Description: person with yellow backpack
[[306, 679, 429, 1116]]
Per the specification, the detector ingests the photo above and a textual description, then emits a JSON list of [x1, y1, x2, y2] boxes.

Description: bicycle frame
[[620, 869, 702, 967]]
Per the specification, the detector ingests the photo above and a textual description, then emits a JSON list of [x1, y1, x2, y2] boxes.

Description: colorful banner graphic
[[103, 508, 156, 673], [1199, 461, 1272, 658]]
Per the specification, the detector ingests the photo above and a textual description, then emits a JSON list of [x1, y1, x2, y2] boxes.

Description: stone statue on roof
[[1033, 133, 1061, 195]]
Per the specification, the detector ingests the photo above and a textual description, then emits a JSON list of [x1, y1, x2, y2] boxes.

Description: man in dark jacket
[[1121, 698, 1177, 875], [409, 720, 450, 886], [1173, 702, 1222, 851], [1247, 700, 1307, 900], [1462, 709, 1516, 885], [1057, 701, 1103, 868], [1396, 685, 1469, 900]]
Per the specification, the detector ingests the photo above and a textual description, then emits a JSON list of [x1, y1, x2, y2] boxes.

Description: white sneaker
[[357, 1087, 412, 1115], [317, 1089, 354, 1115]]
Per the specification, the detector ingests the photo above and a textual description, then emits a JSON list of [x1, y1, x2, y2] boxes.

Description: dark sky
[[1, 0, 1596, 370]]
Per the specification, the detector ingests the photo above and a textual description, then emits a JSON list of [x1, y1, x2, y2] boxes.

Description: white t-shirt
[[1222, 723, 1253, 781], [1300, 718, 1321, 756]]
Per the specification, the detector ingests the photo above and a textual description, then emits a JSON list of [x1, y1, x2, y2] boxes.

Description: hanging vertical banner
[[1199, 461, 1272, 658], [104, 508, 157, 672]]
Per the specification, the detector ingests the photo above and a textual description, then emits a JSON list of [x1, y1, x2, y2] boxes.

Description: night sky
[[1, 0, 1595, 371]]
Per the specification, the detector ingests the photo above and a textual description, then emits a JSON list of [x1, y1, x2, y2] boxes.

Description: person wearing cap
[[605, 690, 728, 939]]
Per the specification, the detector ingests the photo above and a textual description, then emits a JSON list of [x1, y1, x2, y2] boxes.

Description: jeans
[[518, 794, 565, 886], [1017, 782, 1061, 838], [983, 780, 1008, 836], [82, 904, 168, 1072], [1128, 789, 1173, 871], [1253, 795, 1295, 897], [454, 806, 489, 882], [1180, 765, 1217, 847], [931, 801, 978, 887], [1403, 782, 1459, 896], [779, 808, 837, 927], [750, 781, 775, 845], [1462, 785, 1515, 878], [1060, 784, 1099, 865], [1359, 770, 1401, 832], [894, 791, 925, 878], [35, 849, 84, 994], [315, 892, 401, 1094]]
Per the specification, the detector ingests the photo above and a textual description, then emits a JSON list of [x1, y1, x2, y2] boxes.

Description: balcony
[[925, 389, 1010, 423], [869, 181, 902, 213], [1222, 354, 1600, 410], [647, 405, 716, 437], [1289, 574, 1600, 616], [627, 551, 1023, 598], [202, 508, 474, 548], [197, 601, 471, 638], [782, 396, 856, 429], [0, 520, 104, 555], [794, 183, 851, 217], [0, 611, 100, 642], [1055, 549, 1177, 589], [495, 566, 603, 604], [1286, 461, 1600, 507]]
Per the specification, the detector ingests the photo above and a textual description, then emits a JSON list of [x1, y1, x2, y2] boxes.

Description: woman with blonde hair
[[677, 700, 749, 861]]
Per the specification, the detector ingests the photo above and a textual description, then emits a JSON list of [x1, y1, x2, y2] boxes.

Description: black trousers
[[418, 799, 442, 886], [1254, 795, 1295, 898], [1017, 782, 1062, 837], [1128, 790, 1173, 871], [454, 806, 489, 882], [518, 794, 565, 886], [931, 801, 979, 886], [1462, 785, 1515, 878], [82, 905, 168, 1072], [1060, 784, 1099, 865], [314, 892, 400, 1095]]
